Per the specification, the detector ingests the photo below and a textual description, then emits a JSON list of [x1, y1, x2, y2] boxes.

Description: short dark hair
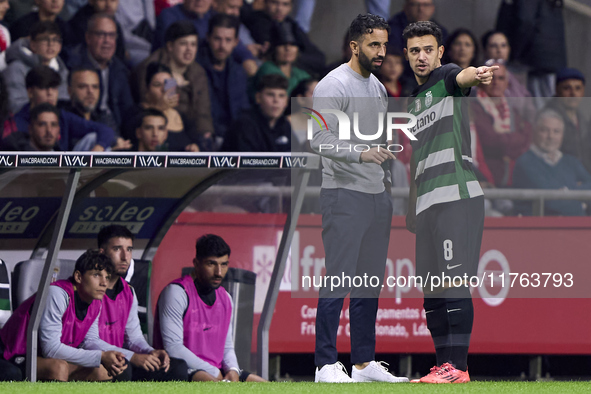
[[145, 62, 172, 88], [348, 13, 390, 43], [291, 78, 317, 97], [74, 249, 114, 276], [97, 225, 135, 249], [207, 13, 240, 37], [87, 13, 117, 33], [195, 234, 231, 261], [68, 67, 100, 87], [139, 108, 168, 127], [30, 102, 60, 123], [402, 21, 443, 48], [26, 65, 61, 89], [30, 21, 62, 41], [443, 28, 479, 67], [256, 74, 289, 92], [165, 20, 198, 43], [481, 30, 506, 51]]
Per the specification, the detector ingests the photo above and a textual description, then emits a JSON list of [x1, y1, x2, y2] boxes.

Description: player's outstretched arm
[[456, 66, 500, 89]]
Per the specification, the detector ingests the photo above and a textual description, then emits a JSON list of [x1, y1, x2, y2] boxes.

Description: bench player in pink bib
[[154, 234, 265, 382], [94, 225, 187, 381], [0, 251, 128, 381]]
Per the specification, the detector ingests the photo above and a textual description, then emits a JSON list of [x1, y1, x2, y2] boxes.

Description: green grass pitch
[[1, 381, 591, 394]]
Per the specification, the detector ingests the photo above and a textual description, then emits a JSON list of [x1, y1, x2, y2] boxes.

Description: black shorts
[[415, 196, 484, 289]]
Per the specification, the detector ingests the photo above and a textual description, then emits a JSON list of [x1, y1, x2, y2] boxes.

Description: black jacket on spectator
[[0, 131, 60, 151], [221, 107, 291, 152], [60, 100, 120, 137], [68, 5, 127, 64], [9, 12, 73, 47], [243, 13, 325, 77], [197, 43, 250, 140], [496, 0, 566, 73], [66, 44, 135, 129]]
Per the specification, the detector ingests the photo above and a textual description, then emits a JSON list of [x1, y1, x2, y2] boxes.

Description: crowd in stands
[[0, 0, 588, 215]]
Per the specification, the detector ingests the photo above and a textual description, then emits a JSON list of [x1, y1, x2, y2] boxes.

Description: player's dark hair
[[165, 20, 198, 43], [256, 74, 289, 92], [145, 62, 172, 88], [97, 225, 135, 249], [348, 13, 390, 43], [139, 108, 168, 127], [74, 249, 114, 276], [30, 21, 62, 41], [67, 67, 99, 87], [207, 13, 240, 37], [195, 234, 231, 261], [30, 102, 60, 123], [442, 28, 479, 67], [402, 21, 443, 48], [26, 65, 61, 89]]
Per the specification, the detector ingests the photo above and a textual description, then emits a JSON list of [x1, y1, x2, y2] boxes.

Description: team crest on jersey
[[414, 98, 421, 112], [425, 91, 433, 108]]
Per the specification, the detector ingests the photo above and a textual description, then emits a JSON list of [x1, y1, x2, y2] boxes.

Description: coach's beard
[[359, 50, 384, 73]]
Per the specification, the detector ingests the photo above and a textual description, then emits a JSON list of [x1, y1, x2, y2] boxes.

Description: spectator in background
[[62, 67, 130, 150], [59, 0, 86, 21], [471, 62, 532, 187], [115, 0, 156, 67], [442, 28, 479, 69], [3, 21, 69, 114], [376, 49, 412, 98], [545, 68, 591, 174], [155, 0, 183, 17], [513, 108, 591, 216], [323, 30, 351, 76], [0, 0, 11, 71], [496, 0, 565, 106], [0, 103, 61, 151], [251, 22, 311, 99], [243, 0, 325, 77], [0, 74, 17, 138], [388, 0, 447, 82], [222, 74, 290, 152], [67, 13, 134, 131], [213, 0, 261, 61], [133, 108, 196, 152], [69, 0, 127, 64], [124, 63, 200, 152], [10, 0, 73, 47], [197, 14, 249, 147], [135, 21, 214, 143], [15, 66, 115, 151], [289, 78, 317, 149]]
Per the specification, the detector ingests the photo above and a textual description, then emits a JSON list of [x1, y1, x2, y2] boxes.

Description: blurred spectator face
[[30, 33, 62, 64], [485, 33, 510, 62], [300, 81, 317, 97], [90, 0, 119, 16], [481, 64, 508, 97], [265, 0, 292, 23], [30, 111, 60, 151], [405, 35, 443, 80], [379, 54, 404, 82], [36, 0, 64, 17], [28, 86, 59, 107], [533, 115, 565, 155], [556, 79, 585, 111], [167, 35, 198, 67], [448, 33, 475, 68], [69, 71, 100, 114], [208, 26, 239, 63], [404, 0, 435, 23], [86, 17, 118, 65], [0, 0, 10, 21], [275, 44, 298, 65], [183, 0, 213, 16], [146, 72, 173, 105], [214, 0, 242, 16], [256, 87, 288, 121], [136, 116, 168, 151]]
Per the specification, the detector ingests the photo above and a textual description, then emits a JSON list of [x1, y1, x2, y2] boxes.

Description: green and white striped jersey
[[408, 64, 483, 215]]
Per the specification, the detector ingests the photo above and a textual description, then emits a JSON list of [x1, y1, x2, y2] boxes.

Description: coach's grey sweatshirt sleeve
[[310, 77, 362, 164], [83, 314, 134, 360], [123, 289, 154, 355], [158, 284, 221, 378], [39, 286, 103, 367], [221, 294, 239, 373]]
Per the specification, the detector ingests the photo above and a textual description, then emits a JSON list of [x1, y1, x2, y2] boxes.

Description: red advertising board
[[151, 213, 591, 355]]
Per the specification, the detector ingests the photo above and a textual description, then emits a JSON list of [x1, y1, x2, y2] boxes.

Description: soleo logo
[[304, 108, 417, 153]]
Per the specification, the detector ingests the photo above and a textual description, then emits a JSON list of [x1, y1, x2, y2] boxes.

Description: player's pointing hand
[[475, 66, 499, 85]]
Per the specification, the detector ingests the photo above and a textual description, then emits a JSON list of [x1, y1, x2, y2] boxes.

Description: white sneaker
[[315, 361, 355, 383], [351, 361, 409, 383]]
